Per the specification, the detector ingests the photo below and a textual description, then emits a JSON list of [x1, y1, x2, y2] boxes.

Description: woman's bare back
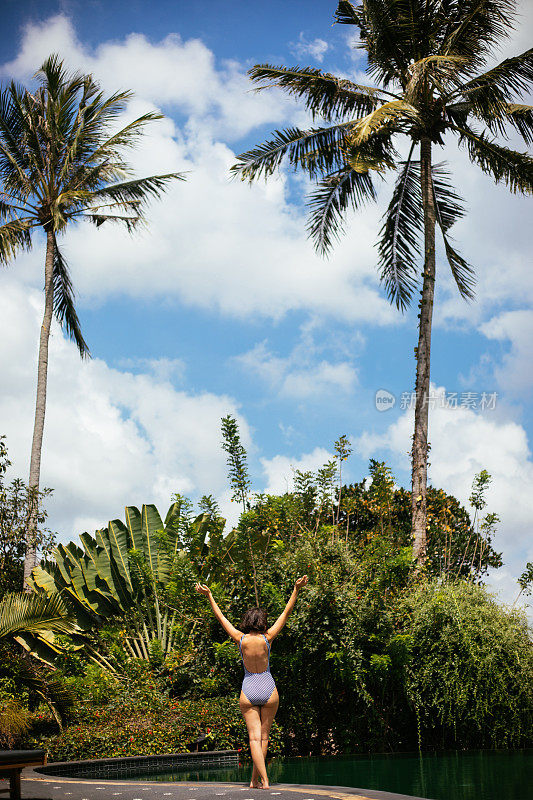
[[240, 633, 269, 673]]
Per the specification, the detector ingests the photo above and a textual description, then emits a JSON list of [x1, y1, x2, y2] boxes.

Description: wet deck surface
[[10, 771, 433, 800]]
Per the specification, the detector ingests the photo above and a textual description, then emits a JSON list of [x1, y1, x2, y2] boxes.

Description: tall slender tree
[[0, 55, 185, 588], [231, 0, 533, 565]]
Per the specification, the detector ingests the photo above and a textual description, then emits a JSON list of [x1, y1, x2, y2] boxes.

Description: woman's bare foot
[[249, 780, 261, 788]]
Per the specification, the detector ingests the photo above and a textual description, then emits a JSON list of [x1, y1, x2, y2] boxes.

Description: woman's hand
[[195, 583, 211, 596], [294, 575, 308, 592]]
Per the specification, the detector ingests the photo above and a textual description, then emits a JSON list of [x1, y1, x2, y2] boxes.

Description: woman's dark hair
[[241, 607, 268, 633]]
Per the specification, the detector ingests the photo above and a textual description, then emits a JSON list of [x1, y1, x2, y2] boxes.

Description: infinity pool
[[130, 749, 533, 800]]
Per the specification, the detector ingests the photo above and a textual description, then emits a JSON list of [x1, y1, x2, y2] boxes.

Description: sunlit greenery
[[2, 428, 531, 759]]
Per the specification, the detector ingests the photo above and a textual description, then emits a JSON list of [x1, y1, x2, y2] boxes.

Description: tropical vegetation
[[231, 0, 533, 565], [1, 425, 531, 759]]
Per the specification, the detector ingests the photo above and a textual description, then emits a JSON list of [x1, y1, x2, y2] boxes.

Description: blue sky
[[1, 1, 532, 608]]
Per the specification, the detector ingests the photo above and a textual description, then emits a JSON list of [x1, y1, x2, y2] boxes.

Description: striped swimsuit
[[239, 634, 276, 706]]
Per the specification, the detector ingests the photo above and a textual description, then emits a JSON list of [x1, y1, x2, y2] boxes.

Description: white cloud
[[116, 357, 186, 383], [0, 15, 300, 142], [480, 309, 533, 396], [290, 33, 329, 63], [261, 447, 333, 495], [0, 278, 249, 541], [1, 14, 398, 327], [234, 321, 359, 400], [357, 383, 533, 611]]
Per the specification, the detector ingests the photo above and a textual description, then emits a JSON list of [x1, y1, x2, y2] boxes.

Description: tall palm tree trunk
[[23, 229, 55, 590], [411, 137, 437, 566]]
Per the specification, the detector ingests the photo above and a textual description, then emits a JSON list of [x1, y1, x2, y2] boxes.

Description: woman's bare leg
[[240, 692, 267, 788], [260, 688, 279, 772]]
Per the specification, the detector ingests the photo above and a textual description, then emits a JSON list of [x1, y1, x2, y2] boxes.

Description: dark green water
[[132, 749, 533, 800]]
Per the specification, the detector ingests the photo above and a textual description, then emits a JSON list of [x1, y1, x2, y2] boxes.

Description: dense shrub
[[28, 695, 283, 762], [402, 581, 533, 749]]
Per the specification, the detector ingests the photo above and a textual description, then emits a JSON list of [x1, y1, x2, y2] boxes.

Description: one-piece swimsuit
[[239, 633, 276, 706]]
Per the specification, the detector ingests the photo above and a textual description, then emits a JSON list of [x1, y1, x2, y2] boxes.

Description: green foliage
[[30, 686, 283, 762], [402, 581, 533, 749], [221, 415, 251, 512], [518, 562, 533, 595], [337, 463, 502, 581], [0, 696, 31, 748], [0, 591, 79, 668], [17, 455, 531, 757], [0, 435, 56, 597], [30, 500, 221, 663]]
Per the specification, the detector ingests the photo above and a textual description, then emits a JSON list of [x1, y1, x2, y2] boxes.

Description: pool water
[[131, 749, 533, 800]]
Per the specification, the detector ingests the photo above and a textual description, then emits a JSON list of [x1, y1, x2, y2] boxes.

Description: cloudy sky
[[1, 0, 532, 611]]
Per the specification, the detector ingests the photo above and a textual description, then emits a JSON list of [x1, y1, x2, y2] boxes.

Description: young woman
[[195, 576, 308, 789]]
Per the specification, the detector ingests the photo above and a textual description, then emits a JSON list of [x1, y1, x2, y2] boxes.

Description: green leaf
[[0, 591, 78, 639], [108, 519, 134, 593], [453, 123, 533, 193], [377, 151, 422, 310], [247, 63, 385, 121], [52, 237, 90, 357], [142, 503, 164, 577], [307, 167, 376, 255], [125, 505, 143, 552]]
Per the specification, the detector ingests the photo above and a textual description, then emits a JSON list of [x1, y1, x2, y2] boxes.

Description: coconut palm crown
[[0, 55, 185, 586], [231, 0, 533, 564]]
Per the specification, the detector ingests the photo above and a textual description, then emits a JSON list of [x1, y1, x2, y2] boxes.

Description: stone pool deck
[[7, 769, 434, 800]]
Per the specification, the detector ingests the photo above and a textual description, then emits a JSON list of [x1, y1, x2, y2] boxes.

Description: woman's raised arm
[[195, 583, 242, 642], [266, 575, 308, 641]]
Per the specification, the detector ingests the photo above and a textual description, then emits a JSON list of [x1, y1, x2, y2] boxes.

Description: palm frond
[[441, 0, 518, 69], [34, 53, 85, 102], [21, 665, 77, 720], [377, 149, 422, 310], [404, 55, 469, 103], [89, 172, 185, 209], [503, 103, 533, 146], [442, 236, 476, 300], [349, 100, 419, 145], [86, 213, 141, 232], [231, 122, 360, 182], [335, 1, 361, 26], [77, 111, 165, 172], [0, 216, 33, 264], [248, 64, 392, 121], [431, 163, 476, 300], [0, 87, 33, 198], [307, 167, 377, 255], [0, 592, 78, 639], [449, 48, 533, 118], [452, 123, 533, 193], [348, 0, 410, 87], [378, 154, 475, 309], [52, 239, 90, 358], [453, 100, 533, 146]]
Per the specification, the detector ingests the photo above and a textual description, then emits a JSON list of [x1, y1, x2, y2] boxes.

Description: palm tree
[[0, 55, 185, 588], [231, 0, 533, 566]]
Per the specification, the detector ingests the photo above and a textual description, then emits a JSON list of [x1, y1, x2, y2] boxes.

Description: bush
[[403, 581, 533, 749], [28, 695, 283, 762]]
